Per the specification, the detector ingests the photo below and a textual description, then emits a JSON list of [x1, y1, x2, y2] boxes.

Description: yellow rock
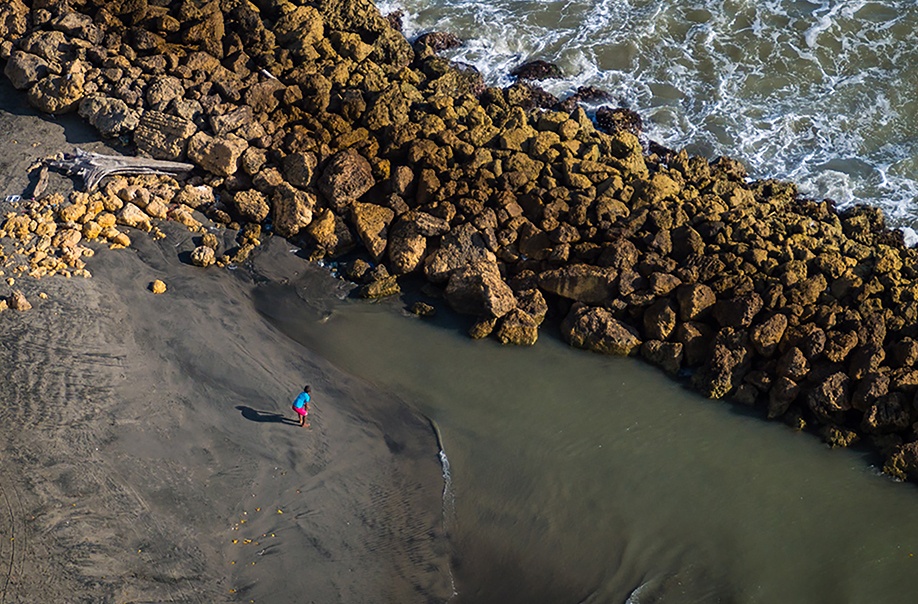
[[96, 212, 117, 228], [82, 221, 102, 240], [151, 279, 167, 294]]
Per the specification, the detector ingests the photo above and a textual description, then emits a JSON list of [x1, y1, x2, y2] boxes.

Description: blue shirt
[[293, 392, 310, 409]]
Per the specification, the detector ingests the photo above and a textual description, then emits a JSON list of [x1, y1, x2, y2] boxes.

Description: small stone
[[151, 280, 167, 294], [410, 301, 436, 317], [9, 290, 31, 310]]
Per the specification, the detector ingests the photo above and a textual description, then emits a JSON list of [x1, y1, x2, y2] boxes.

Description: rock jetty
[[4, 0, 918, 482]]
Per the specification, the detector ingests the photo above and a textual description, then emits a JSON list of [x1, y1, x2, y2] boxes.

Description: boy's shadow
[[236, 405, 298, 426]]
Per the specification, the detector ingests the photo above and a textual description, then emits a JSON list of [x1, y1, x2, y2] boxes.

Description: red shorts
[[293, 405, 308, 417]]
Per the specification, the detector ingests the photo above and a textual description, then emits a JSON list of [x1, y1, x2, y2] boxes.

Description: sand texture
[[0, 83, 452, 603]]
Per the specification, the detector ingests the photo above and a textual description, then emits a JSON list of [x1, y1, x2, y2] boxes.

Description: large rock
[[282, 152, 318, 188], [273, 5, 325, 55], [424, 223, 496, 283], [190, 245, 216, 267], [27, 61, 86, 115], [134, 110, 197, 161], [538, 264, 617, 305], [387, 217, 427, 274], [117, 203, 152, 231], [495, 308, 540, 346], [750, 313, 788, 358], [693, 328, 752, 399], [4, 51, 50, 90], [643, 299, 677, 341], [272, 183, 315, 238], [350, 202, 394, 261], [676, 283, 716, 321], [306, 208, 356, 257], [232, 189, 270, 223], [188, 132, 248, 176], [884, 441, 918, 481], [445, 261, 516, 318], [713, 293, 763, 329], [78, 95, 139, 138], [317, 149, 375, 210], [806, 372, 850, 422], [0, 1, 29, 42], [561, 305, 642, 356]]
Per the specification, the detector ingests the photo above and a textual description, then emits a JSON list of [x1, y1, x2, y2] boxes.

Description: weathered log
[[45, 148, 194, 191]]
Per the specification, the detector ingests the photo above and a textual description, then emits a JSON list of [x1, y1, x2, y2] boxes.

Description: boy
[[292, 385, 311, 428]]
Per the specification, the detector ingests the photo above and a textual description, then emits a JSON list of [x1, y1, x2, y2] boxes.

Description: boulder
[[190, 245, 216, 267], [134, 111, 197, 161], [145, 76, 185, 109], [806, 372, 850, 422], [0, 1, 28, 42], [4, 51, 50, 90], [282, 152, 318, 188], [884, 441, 918, 481], [640, 340, 683, 375], [495, 308, 539, 346], [776, 347, 809, 382], [750, 313, 788, 357], [676, 283, 716, 321], [561, 305, 642, 356], [306, 208, 356, 257], [232, 189, 270, 223], [424, 223, 496, 283], [713, 293, 763, 329], [350, 202, 394, 261], [862, 393, 911, 434], [510, 60, 562, 81], [27, 63, 86, 115], [768, 376, 800, 419], [188, 132, 248, 176], [273, 5, 325, 55], [360, 275, 401, 299], [272, 183, 315, 238], [445, 261, 517, 318], [317, 149, 375, 210], [78, 96, 140, 138], [117, 203, 152, 231], [694, 328, 752, 399], [537, 264, 617, 305], [387, 218, 427, 274], [515, 288, 548, 323], [643, 299, 677, 341], [414, 31, 462, 53]]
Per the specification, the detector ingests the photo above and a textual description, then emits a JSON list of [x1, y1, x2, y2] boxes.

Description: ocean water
[[380, 0, 918, 228]]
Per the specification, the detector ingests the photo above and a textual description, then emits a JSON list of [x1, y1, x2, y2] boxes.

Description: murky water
[[381, 0, 918, 232], [256, 265, 918, 603]]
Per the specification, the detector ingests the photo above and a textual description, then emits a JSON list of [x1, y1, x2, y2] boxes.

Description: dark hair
[[304, 385, 311, 393]]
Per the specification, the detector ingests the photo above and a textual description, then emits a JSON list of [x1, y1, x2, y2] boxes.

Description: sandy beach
[[0, 81, 452, 603]]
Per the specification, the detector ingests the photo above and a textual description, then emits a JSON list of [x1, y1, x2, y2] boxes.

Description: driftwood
[[45, 148, 195, 191]]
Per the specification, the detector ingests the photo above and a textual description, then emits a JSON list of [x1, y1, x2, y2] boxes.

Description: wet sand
[[0, 82, 452, 602]]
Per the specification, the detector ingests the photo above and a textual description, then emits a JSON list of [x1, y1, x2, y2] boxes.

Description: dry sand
[[0, 81, 452, 602]]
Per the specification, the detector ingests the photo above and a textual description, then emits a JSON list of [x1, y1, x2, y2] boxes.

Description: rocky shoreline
[[3, 0, 918, 482]]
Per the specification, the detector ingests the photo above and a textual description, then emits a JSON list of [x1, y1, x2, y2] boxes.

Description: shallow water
[[380, 0, 918, 229], [256, 265, 918, 603]]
